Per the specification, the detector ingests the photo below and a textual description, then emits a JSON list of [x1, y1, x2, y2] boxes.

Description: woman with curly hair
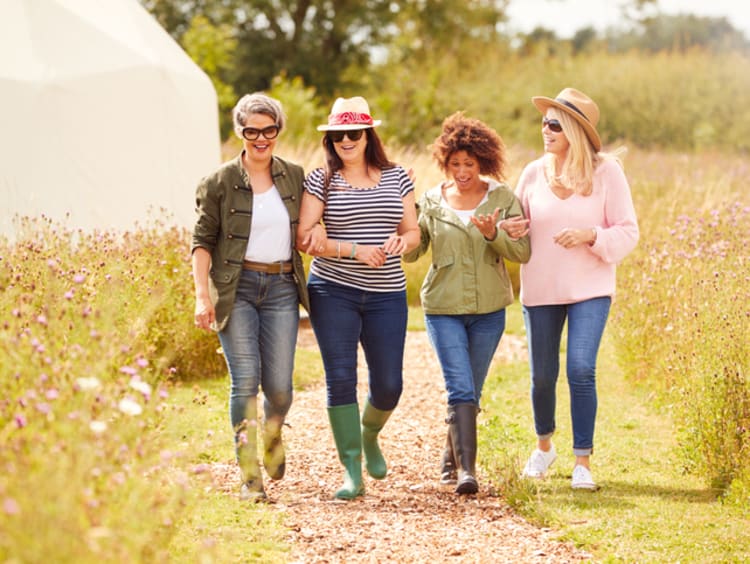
[[404, 112, 530, 494]]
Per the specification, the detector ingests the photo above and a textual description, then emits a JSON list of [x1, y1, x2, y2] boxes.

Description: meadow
[[1, 137, 748, 560]]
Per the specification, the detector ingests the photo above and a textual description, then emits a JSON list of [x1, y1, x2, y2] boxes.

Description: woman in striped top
[[296, 96, 420, 500]]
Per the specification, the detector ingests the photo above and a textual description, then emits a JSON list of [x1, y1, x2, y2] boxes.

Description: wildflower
[[118, 397, 142, 416], [119, 366, 137, 376], [192, 463, 211, 474], [136, 358, 148, 368], [73, 274, 86, 284], [36, 315, 47, 326], [64, 290, 74, 300], [75, 377, 101, 391], [45, 389, 59, 400], [90, 420, 107, 434], [36, 402, 51, 414], [14, 414, 26, 428], [3, 498, 20, 515], [129, 378, 152, 397]]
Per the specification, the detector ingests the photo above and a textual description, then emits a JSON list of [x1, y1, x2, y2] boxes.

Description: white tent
[[0, 0, 221, 237]]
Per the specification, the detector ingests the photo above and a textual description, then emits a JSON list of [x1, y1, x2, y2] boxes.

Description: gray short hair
[[232, 93, 286, 138]]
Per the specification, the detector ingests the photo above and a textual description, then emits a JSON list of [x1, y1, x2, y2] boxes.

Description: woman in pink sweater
[[510, 88, 639, 490]]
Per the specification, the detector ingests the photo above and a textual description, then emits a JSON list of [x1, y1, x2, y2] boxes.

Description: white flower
[[118, 397, 143, 416], [76, 377, 101, 391], [89, 420, 107, 434], [129, 379, 152, 396]]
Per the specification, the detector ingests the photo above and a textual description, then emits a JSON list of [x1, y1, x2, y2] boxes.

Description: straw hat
[[317, 96, 382, 131], [532, 87, 601, 151]]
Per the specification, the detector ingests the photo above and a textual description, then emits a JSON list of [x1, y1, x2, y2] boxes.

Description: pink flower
[[14, 414, 26, 428], [36, 402, 51, 414], [3, 498, 20, 515]]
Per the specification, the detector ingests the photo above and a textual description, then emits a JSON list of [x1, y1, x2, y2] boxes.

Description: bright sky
[[504, 0, 750, 39]]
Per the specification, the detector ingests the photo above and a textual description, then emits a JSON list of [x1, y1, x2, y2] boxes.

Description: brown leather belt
[[242, 260, 293, 274]]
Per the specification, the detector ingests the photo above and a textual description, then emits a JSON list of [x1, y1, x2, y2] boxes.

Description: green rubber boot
[[262, 416, 286, 481], [236, 396, 266, 502], [361, 399, 393, 479], [327, 403, 365, 500]]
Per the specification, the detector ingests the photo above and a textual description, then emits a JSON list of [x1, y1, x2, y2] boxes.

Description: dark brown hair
[[322, 128, 395, 191], [432, 112, 506, 180]]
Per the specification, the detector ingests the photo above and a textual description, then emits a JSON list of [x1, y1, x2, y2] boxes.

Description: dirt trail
[[212, 328, 591, 563]]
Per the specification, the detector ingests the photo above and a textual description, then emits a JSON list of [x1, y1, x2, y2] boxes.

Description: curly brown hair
[[431, 112, 507, 180]]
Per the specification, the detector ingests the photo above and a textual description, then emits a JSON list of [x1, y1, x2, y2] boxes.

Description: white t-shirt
[[244, 185, 292, 263]]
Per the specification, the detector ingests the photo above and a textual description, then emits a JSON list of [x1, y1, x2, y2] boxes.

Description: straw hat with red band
[[532, 87, 602, 151], [317, 96, 382, 131]]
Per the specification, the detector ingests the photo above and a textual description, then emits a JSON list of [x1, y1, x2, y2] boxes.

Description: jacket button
[[227, 234, 233, 239], [230, 208, 236, 214], [233, 185, 239, 190]]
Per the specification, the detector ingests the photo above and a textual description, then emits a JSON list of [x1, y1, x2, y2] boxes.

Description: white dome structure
[[0, 0, 221, 237]]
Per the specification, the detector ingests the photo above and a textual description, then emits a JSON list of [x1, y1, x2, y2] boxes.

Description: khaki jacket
[[403, 180, 530, 315], [191, 154, 310, 331]]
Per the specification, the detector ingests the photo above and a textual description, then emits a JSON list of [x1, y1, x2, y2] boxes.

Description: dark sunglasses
[[327, 129, 365, 143], [241, 125, 280, 141], [542, 117, 563, 133]]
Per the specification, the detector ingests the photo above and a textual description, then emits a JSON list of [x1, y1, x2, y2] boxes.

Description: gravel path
[[212, 328, 591, 563]]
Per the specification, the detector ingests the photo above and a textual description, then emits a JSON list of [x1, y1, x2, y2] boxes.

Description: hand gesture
[[470, 207, 501, 240]]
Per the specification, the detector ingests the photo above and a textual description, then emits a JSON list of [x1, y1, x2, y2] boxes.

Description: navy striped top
[[304, 166, 414, 292]]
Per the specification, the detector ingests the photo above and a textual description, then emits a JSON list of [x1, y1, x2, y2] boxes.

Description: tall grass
[[0, 215, 222, 561], [612, 150, 749, 497]]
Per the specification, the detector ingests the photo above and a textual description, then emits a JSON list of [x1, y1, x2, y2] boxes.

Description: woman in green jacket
[[192, 93, 317, 501], [403, 112, 530, 494]]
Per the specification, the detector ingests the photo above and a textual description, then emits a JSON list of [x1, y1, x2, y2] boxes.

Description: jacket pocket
[[422, 254, 455, 303]]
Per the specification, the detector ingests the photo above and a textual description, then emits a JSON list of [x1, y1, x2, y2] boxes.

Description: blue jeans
[[425, 310, 506, 406], [307, 274, 407, 409], [522, 297, 611, 456], [218, 270, 299, 435]]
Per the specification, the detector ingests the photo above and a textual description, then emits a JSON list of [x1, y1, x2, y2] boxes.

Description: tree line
[[140, 0, 750, 148]]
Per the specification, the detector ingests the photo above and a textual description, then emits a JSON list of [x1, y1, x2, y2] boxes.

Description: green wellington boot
[[262, 416, 286, 481], [237, 396, 266, 502], [327, 403, 365, 500], [361, 399, 394, 480]]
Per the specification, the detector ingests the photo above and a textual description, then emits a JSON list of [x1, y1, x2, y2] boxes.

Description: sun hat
[[531, 87, 601, 151], [317, 96, 382, 131]]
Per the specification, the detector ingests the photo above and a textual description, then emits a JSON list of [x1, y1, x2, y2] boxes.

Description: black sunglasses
[[542, 117, 563, 133], [242, 125, 280, 141], [327, 129, 365, 143]]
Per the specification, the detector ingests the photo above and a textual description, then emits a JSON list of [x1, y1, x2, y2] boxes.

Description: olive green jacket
[[403, 180, 530, 315], [191, 153, 310, 331]]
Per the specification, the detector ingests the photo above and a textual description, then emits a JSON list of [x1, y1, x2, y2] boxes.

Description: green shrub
[[613, 201, 749, 491]]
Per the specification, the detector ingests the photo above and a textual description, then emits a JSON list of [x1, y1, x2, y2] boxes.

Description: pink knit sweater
[[515, 157, 639, 306]]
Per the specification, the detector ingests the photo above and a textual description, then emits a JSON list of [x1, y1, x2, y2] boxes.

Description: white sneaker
[[571, 465, 598, 490], [522, 445, 557, 478]]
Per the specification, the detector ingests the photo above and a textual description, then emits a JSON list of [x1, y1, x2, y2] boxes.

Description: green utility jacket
[[403, 180, 530, 315], [191, 153, 310, 331]]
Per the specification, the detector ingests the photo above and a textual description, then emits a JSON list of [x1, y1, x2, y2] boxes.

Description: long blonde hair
[[544, 107, 623, 196]]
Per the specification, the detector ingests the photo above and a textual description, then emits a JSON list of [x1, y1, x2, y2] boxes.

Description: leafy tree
[[181, 15, 237, 137], [612, 14, 749, 53]]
